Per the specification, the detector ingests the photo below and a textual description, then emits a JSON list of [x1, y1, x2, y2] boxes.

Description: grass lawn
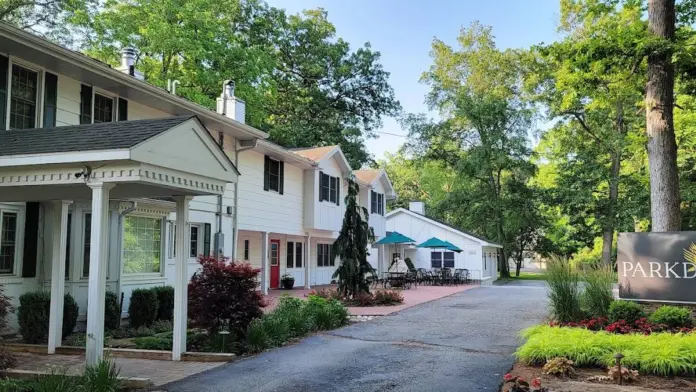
[[509, 271, 547, 281]]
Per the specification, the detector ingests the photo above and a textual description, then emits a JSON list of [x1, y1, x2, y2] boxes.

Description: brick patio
[[10, 352, 224, 387], [264, 283, 478, 316]]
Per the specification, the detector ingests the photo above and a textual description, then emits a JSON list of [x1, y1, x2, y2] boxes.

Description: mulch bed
[[503, 362, 696, 392]]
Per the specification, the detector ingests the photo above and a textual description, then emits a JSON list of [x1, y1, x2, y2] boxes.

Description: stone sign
[[617, 232, 696, 303]]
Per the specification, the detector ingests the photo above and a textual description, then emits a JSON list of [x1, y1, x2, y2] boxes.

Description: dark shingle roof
[[0, 116, 194, 157]]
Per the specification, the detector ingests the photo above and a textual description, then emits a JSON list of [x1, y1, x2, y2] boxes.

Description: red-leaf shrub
[[550, 316, 687, 335], [374, 290, 404, 305], [188, 256, 265, 335]]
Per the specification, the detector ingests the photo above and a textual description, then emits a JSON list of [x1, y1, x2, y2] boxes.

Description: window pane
[[329, 177, 337, 203], [123, 216, 163, 274], [296, 242, 303, 268], [9, 65, 37, 129], [269, 173, 279, 192], [317, 244, 323, 267], [0, 212, 18, 274], [93, 94, 114, 123], [286, 241, 294, 268], [244, 239, 249, 260], [320, 173, 330, 201], [190, 226, 198, 258], [328, 244, 335, 266], [83, 213, 91, 277], [431, 252, 442, 268], [444, 252, 455, 268]]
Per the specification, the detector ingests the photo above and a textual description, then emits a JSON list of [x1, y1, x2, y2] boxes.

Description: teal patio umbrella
[[443, 240, 463, 253], [418, 237, 462, 269], [375, 232, 415, 273]]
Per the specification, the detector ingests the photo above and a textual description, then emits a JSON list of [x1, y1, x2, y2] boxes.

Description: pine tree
[[332, 176, 375, 298]]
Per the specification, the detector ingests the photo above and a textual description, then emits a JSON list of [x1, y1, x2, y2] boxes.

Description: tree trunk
[[602, 102, 624, 266], [497, 219, 510, 278], [515, 257, 522, 277], [647, 0, 681, 232]]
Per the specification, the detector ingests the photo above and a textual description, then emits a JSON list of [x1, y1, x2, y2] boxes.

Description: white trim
[[385, 208, 503, 248], [5, 56, 45, 129], [0, 203, 25, 277], [121, 214, 165, 276], [91, 87, 118, 124], [0, 150, 131, 167]]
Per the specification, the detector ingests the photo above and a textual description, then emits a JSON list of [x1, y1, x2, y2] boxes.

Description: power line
[[375, 130, 408, 138]]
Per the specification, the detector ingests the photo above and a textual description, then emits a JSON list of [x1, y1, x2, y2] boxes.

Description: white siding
[[56, 74, 81, 126], [128, 99, 169, 120], [310, 237, 338, 285], [236, 150, 305, 236], [305, 156, 345, 232], [367, 180, 386, 238]]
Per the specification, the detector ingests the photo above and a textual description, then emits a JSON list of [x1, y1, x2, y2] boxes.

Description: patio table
[[383, 271, 407, 289]]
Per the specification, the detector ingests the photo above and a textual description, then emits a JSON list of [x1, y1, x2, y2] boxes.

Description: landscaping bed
[[309, 288, 404, 307], [503, 362, 696, 392]]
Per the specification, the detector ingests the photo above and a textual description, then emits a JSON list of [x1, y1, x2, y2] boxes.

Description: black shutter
[[278, 161, 284, 195], [203, 223, 211, 257], [43, 72, 58, 128], [336, 177, 340, 205], [317, 244, 323, 267], [371, 191, 376, 214], [22, 202, 40, 277], [0, 55, 7, 130], [263, 156, 270, 191], [80, 85, 92, 124], [319, 171, 324, 201], [380, 194, 384, 215], [118, 98, 128, 121]]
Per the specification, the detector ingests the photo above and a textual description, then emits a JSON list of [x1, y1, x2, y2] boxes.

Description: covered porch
[[0, 116, 238, 365]]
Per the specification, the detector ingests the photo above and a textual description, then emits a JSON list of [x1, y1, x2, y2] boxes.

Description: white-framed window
[[123, 215, 163, 274], [264, 156, 283, 193], [443, 252, 455, 268], [167, 222, 206, 259], [319, 172, 339, 205], [0, 210, 19, 274], [190, 224, 200, 258], [93, 92, 115, 123], [431, 252, 442, 268], [6, 58, 44, 130], [371, 191, 384, 215], [287, 241, 303, 268], [317, 243, 334, 267]]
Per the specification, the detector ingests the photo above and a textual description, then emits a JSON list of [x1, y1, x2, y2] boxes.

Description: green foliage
[[18, 291, 79, 344], [133, 335, 172, 351], [127, 289, 158, 329], [581, 265, 615, 318], [609, 301, 646, 324], [245, 295, 348, 353], [649, 306, 693, 329], [104, 292, 121, 331], [63, 333, 86, 347], [81, 358, 122, 392], [151, 286, 174, 321], [151, 319, 173, 334], [545, 257, 583, 323], [332, 177, 376, 298], [517, 325, 696, 376]]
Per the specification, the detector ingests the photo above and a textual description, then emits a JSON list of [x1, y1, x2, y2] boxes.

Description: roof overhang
[[254, 140, 317, 169], [0, 23, 267, 141], [321, 146, 352, 175], [385, 208, 503, 248]]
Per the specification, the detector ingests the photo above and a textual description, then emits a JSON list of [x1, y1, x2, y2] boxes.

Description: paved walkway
[[10, 352, 223, 386], [264, 284, 478, 316], [164, 282, 548, 392]]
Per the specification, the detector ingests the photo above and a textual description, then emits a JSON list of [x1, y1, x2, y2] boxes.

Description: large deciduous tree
[[646, 0, 681, 231]]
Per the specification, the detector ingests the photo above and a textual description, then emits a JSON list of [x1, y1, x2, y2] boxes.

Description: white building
[[385, 202, 502, 284], [0, 22, 393, 364]]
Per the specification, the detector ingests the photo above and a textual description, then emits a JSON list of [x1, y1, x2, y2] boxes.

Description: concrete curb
[[6, 344, 236, 362]]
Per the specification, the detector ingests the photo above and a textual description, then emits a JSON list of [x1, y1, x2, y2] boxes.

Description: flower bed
[[550, 316, 695, 335], [516, 325, 696, 376], [308, 288, 404, 307]]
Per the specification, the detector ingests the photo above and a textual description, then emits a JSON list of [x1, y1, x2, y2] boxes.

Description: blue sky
[[266, 0, 562, 161]]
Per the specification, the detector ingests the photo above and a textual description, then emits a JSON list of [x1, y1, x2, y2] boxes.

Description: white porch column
[[304, 235, 312, 289], [85, 183, 113, 366], [48, 200, 72, 354], [260, 232, 269, 295], [172, 196, 192, 361]]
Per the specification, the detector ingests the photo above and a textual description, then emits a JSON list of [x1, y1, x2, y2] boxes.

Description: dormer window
[[319, 171, 339, 205], [263, 155, 284, 194], [371, 191, 384, 215]]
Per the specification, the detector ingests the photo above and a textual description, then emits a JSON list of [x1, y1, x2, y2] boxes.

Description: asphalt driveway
[[162, 283, 547, 392]]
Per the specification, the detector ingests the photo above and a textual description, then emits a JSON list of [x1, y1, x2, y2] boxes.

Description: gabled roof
[[254, 140, 317, 169], [0, 116, 193, 156], [353, 169, 396, 199], [385, 208, 502, 248], [291, 145, 352, 174]]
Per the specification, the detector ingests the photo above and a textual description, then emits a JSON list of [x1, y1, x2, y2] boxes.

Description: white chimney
[[216, 80, 246, 124], [409, 201, 425, 215], [117, 47, 144, 81]]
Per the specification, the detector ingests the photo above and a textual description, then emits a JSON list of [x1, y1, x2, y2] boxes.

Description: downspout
[[215, 80, 232, 259], [232, 139, 257, 261], [116, 201, 137, 305]]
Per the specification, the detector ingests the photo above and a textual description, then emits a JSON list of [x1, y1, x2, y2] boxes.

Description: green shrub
[[0, 378, 29, 392], [63, 333, 86, 347], [133, 335, 172, 350], [517, 325, 696, 376], [81, 358, 122, 392], [608, 301, 645, 324], [151, 319, 173, 334], [151, 286, 174, 321], [18, 291, 79, 344], [127, 289, 158, 329], [581, 265, 614, 318], [104, 292, 121, 331], [649, 306, 693, 329], [28, 373, 80, 392], [545, 257, 583, 323], [246, 319, 271, 353]]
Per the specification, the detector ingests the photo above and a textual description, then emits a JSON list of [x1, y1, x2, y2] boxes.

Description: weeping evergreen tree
[[332, 176, 376, 298]]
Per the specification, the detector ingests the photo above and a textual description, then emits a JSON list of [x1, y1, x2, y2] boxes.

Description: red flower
[[518, 377, 525, 383], [503, 373, 514, 381], [531, 378, 542, 388]]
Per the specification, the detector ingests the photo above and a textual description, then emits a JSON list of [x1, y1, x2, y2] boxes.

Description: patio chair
[[366, 268, 381, 289], [453, 269, 464, 285], [441, 268, 453, 285], [416, 268, 429, 285]]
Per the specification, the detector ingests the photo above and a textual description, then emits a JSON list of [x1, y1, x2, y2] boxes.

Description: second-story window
[[319, 172, 339, 205], [93, 93, 114, 123], [371, 191, 384, 216], [263, 155, 284, 194], [9, 64, 38, 129]]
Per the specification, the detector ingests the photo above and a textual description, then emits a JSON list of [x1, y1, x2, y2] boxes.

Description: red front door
[[270, 240, 280, 289]]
